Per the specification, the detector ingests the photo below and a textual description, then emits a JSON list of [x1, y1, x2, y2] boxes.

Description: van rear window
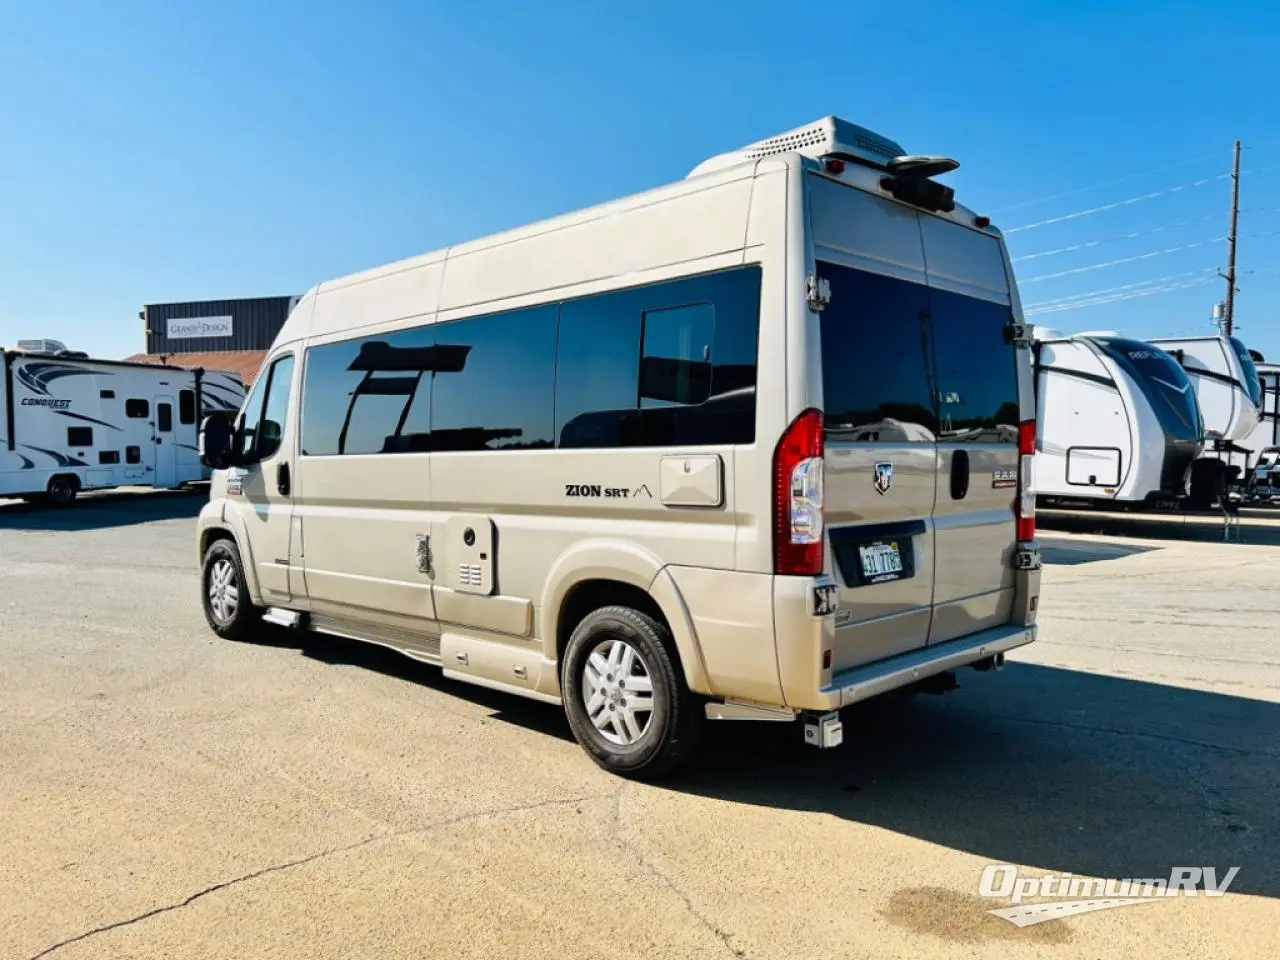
[[817, 261, 1016, 443], [929, 287, 1019, 443]]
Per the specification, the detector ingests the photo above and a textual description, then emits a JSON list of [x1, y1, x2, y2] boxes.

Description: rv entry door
[[153, 396, 177, 488]]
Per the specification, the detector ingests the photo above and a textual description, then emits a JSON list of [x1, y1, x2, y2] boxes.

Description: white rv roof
[[688, 116, 908, 178]]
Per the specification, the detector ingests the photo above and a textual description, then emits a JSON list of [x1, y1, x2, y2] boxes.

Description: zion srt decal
[[565, 484, 653, 499]]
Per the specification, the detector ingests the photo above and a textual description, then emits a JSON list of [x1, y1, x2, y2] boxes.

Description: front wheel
[[561, 605, 702, 780], [201, 538, 263, 641]]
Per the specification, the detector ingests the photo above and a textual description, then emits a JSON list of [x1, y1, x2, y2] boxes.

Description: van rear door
[[919, 216, 1020, 643], [810, 176, 939, 670]]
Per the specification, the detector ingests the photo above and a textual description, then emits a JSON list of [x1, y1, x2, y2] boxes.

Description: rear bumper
[[816, 622, 1037, 709]]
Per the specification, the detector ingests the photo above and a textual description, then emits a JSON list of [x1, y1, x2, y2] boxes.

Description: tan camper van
[[196, 117, 1042, 779]]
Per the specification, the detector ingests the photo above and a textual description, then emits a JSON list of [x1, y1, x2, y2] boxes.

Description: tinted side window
[[556, 266, 761, 448], [99, 450, 120, 464], [818, 262, 938, 441], [242, 355, 295, 461], [929, 288, 1018, 443], [126, 399, 149, 418], [179, 389, 196, 425], [301, 327, 435, 456], [157, 403, 173, 433], [430, 305, 557, 451], [126, 445, 141, 464], [67, 426, 93, 447]]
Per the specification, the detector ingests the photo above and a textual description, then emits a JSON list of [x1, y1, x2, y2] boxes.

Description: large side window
[[241, 355, 295, 462], [929, 287, 1018, 444], [818, 262, 938, 442], [301, 327, 435, 456], [430, 305, 557, 451], [178, 389, 196, 425], [556, 265, 761, 448]]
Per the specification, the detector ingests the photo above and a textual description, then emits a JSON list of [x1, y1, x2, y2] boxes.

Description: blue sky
[[2, 0, 1278, 360]]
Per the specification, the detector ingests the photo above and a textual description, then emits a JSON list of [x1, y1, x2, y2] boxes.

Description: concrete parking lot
[[2, 491, 1277, 959]]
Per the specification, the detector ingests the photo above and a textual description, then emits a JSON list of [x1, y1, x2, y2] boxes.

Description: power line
[[988, 152, 1225, 214], [1026, 275, 1220, 316], [1022, 268, 1220, 309], [1010, 216, 1219, 262], [1004, 174, 1231, 234], [1019, 238, 1226, 283]]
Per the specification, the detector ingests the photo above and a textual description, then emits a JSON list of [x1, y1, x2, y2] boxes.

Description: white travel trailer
[[1, 340, 245, 504], [1034, 330, 1204, 505], [1147, 336, 1263, 503], [1236, 362, 1280, 494]]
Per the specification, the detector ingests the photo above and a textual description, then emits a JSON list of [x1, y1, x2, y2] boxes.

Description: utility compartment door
[[920, 215, 1019, 644], [809, 175, 938, 670]]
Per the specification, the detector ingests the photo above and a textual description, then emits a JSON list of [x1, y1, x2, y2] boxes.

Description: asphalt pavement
[[1, 490, 1277, 959]]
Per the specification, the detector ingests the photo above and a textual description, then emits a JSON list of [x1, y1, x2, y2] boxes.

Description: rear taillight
[[1016, 419, 1036, 542], [774, 408, 825, 576]]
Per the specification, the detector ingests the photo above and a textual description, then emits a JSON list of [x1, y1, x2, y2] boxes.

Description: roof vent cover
[[688, 116, 908, 178]]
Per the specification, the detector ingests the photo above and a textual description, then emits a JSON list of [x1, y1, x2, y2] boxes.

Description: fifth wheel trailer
[[1, 341, 245, 504], [1033, 330, 1204, 506], [1148, 335, 1263, 504]]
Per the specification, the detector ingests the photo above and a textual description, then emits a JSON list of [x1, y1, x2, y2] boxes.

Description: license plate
[[858, 541, 903, 582]]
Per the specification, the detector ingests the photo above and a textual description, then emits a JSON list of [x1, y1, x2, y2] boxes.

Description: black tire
[[1188, 459, 1225, 510], [46, 474, 78, 506], [561, 605, 702, 780], [201, 538, 263, 641]]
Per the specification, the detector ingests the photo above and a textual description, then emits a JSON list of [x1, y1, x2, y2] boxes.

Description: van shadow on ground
[[0, 487, 206, 531], [250, 625, 1279, 901], [676, 664, 1279, 901]]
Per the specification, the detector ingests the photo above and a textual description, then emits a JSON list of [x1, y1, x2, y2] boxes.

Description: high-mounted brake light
[[823, 158, 847, 175], [1016, 419, 1036, 542], [974, 215, 991, 229], [773, 408, 825, 576]]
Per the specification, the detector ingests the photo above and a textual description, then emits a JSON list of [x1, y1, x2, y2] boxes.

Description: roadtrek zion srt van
[[196, 116, 1042, 778]]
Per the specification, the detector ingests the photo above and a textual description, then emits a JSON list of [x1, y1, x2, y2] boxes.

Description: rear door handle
[[276, 462, 291, 497], [950, 450, 970, 500]]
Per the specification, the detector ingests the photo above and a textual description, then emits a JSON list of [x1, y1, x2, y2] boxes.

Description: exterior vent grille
[[687, 116, 909, 179], [853, 134, 898, 159], [743, 124, 830, 159], [458, 564, 483, 587]]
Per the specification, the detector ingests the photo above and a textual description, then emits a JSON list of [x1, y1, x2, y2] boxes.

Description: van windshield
[[1227, 336, 1262, 408], [1093, 337, 1202, 441]]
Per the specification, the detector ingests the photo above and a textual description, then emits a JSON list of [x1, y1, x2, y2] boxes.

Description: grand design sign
[[167, 316, 233, 340]]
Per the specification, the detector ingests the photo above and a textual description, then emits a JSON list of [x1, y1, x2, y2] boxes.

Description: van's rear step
[[819, 623, 1036, 709]]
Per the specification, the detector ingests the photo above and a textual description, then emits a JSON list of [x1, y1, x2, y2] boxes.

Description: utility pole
[[1224, 139, 1241, 336]]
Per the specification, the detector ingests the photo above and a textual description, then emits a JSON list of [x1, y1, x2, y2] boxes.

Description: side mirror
[[257, 419, 283, 460], [199, 414, 236, 470]]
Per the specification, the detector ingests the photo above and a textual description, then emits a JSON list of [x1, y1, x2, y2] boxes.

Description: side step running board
[[263, 607, 308, 629]]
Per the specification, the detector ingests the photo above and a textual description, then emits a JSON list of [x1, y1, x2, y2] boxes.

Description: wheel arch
[[197, 507, 265, 606], [539, 540, 714, 698]]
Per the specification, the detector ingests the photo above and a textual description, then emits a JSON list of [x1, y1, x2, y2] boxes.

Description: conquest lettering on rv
[[565, 484, 632, 499], [21, 398, 71, 409]]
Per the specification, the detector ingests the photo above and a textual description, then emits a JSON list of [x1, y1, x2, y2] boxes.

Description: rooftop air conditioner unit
[[15, 338, 70, 355]]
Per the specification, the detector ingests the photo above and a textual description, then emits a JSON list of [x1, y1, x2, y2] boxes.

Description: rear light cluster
[[773, 408, 825, 576], [1016, 419, 1036, 542]]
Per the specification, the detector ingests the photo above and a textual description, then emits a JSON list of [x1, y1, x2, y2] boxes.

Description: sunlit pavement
[[2, 491, 1276, 959]]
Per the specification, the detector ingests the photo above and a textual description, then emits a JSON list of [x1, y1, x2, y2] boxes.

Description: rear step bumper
[[817, 623, 1036, 709]]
